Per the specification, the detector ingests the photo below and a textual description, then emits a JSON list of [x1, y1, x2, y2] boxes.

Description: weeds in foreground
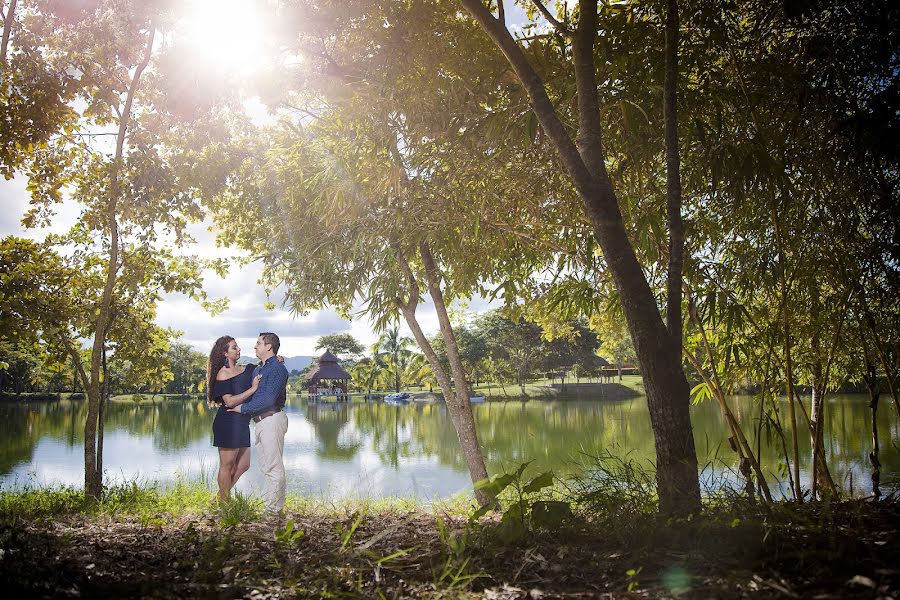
[[471, 461, 572, 543], [432, 517, 484, 593], [432, 556, 485, 593], [0, 484, 86, 523], [275, 519, 305, 546], [625, 566, 643, 592], [215, 492, 262, 527], [337, 509, 367, 550], [1, 460, 898, 599], [570, 450, 658, 518]]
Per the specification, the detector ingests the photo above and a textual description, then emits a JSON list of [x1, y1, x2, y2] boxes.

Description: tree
[[539, 319, 604, 385], [403, 353, 435, 389], [673, 0, 899, 501], [1, 1, 222, 498], [164, 341, 205, 397], [376, 326, 416, 393], [348, 354, 386, 397], [315, 333, 365, 361], [456, 0, 700, 513], [474, 311, 544, 391], [0, 341, 41, 394], [429, 324, 491, 388], [592, 307, 637, 380]]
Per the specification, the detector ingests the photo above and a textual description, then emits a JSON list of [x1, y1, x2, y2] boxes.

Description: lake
[[1, 392, 897, 500]]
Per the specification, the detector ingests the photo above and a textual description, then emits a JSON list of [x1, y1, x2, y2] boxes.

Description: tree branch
[[664, 0, 684, 356], [573, 0, 605, 177], [390, 239, 420, 311], [61, 334, 90, 394], [531, 0, 571, 35], [459, 0, 619, 228], [0, 0, 18, 72]]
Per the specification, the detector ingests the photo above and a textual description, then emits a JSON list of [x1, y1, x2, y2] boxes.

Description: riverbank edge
[[0, 380, 646, 404], [1, 484, 897, 599], [0, 375, 651, 404]]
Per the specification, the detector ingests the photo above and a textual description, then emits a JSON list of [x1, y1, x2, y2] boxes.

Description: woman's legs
[[217, 447, 239, 502], [230, 447, 251, 487]]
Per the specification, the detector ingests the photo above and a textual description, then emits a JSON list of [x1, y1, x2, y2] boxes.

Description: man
[[230, 332, 289, 514]]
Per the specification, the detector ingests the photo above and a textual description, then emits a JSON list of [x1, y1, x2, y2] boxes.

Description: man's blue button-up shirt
[[240, 356, 288, 416]]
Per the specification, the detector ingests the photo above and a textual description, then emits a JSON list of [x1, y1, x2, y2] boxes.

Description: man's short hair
[[259, 332, 280, 355]]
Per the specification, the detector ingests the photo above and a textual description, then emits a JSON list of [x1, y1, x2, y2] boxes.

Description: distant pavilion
[[305, 350, 353, 399]]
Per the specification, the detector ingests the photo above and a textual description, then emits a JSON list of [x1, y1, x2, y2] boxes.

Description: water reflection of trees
[[0, 406, 39, 474], [1, 396, 897, 494], [346, 400, 661, 476], [304, 403, 362, 461], [343, 397, 899, 492], [0, 400, 214, 476]]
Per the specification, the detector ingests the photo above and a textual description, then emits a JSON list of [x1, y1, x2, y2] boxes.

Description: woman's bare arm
[[221, 374, 262, 408]]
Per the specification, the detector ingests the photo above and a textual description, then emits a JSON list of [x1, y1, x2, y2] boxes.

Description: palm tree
[[403, 352, 434, 390], [349, 357, 383, 399], [376, 326, 415, 392]]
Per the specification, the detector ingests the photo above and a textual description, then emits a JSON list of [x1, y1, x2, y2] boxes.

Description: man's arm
[[235, 365, 288, 415]]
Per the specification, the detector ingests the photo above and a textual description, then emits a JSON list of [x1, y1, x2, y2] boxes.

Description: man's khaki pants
[[254, 411, 288, 513]]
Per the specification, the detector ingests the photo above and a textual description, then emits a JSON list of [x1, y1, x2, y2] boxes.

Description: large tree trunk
[[84, 28, 154, 499], [393, 243, 493, 506], [460, 0, 700, 515], [98, 343, 108, 484]]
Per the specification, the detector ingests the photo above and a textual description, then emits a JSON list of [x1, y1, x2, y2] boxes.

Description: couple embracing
[[206, 332, 289, 515]]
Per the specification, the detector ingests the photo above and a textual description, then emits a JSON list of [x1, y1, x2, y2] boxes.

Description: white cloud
[[2, 178, 500, 360], [0, 176, 82, 239]]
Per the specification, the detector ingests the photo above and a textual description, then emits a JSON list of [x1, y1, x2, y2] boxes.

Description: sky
[[0, 174, 500, 359]]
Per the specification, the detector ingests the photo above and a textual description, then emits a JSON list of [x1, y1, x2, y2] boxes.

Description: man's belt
[[252, 407, 282, 423]]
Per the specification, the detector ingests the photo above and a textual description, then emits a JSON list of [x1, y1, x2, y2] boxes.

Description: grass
[[0, 476, 476, 527]]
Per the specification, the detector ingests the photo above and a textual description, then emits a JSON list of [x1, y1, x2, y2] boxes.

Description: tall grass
[[0, 474, 458, 526], [0, 474, 214, 525]]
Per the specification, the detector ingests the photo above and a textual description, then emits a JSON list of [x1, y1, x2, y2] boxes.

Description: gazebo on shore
[[305, 350, 353, 399]]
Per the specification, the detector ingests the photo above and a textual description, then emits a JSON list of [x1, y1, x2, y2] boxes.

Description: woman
[[207, 335, 261, 502]]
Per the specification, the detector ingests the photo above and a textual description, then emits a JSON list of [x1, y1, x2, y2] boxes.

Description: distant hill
[[284, 356, 314, 373], [238, 356, 314, 373]]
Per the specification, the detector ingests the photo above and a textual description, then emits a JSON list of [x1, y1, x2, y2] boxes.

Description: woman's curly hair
[[206, 335, 234, 408]]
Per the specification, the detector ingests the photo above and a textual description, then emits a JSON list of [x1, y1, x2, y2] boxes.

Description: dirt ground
[[1, 500, 898, 598]]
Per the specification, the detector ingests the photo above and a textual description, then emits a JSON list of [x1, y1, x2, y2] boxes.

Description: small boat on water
[[469, 396, 486, 404], [384, 392, 411, 405]]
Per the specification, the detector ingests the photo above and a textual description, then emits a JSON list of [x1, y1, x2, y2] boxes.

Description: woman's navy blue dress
[[212, 367, 254, 448]]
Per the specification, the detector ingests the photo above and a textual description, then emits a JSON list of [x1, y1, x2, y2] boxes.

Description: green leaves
[[274, 519, 305, 545], [471, 462, 568, 537], [522, 471, 555, 495], [690, 382, 712, 405]]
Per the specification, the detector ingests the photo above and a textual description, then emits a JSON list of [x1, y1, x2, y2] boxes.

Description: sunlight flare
[[181, 0, 269, 76]]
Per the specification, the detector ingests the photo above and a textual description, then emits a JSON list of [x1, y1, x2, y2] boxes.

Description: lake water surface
[[1, 393, 897, 500]]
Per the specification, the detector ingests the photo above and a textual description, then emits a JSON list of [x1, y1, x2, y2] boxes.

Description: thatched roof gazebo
[[305, 351, 353, 398]]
